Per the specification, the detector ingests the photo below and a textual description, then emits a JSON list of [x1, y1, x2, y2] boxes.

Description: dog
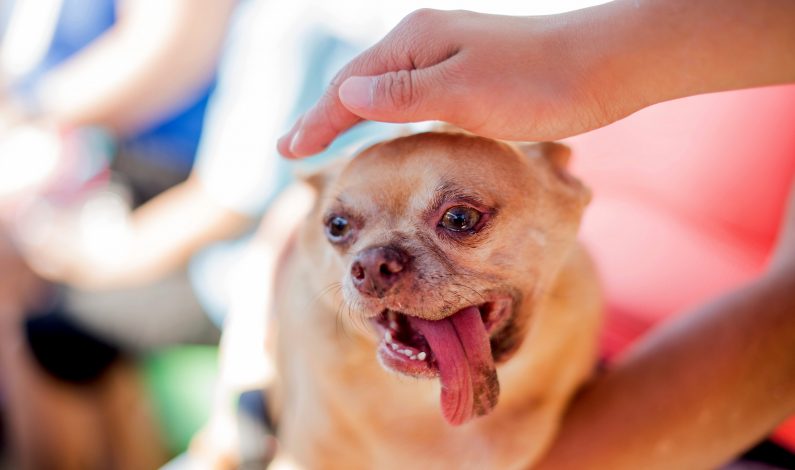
[[268, 131, 601, 469]]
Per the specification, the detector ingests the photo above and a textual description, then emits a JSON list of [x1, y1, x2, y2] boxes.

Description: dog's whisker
[[337, 296, 373, 340], [451, 282, 486, 306], [340, 301, 358, 341], [334, 302, 351, 341], [309, 282, 343, 310], [270, 132, 600, 466]]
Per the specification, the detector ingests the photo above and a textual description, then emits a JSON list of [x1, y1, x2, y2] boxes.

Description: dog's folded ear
[[516, 142, 591, 205], [296, 158, 348, 196], [524, 142, 571, 170], [428, 122, 468, 135]]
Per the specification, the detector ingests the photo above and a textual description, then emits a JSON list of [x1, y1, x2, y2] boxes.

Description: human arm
[[21, 175, 251, 291], [278, 0, 795, 157], [29, 0, 235, 133], [533, 183, 795, 469]]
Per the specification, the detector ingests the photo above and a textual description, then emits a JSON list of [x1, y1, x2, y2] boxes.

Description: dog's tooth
[[389, 321, 398, 330], [402, 349, 413, 357], [410, 355, 417, 361], [391, 343, 399, 351], [417, 352, 427, 361], [384, 331, 392, 343]]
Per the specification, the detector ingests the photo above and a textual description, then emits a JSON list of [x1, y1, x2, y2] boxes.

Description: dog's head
[[300, 131, 590, 425]]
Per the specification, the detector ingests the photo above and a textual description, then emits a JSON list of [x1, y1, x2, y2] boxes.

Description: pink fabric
[[565, 84, 795, 448]]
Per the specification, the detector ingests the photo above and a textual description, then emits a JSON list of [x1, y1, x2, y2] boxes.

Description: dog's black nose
[[351, 245, 410, 297]]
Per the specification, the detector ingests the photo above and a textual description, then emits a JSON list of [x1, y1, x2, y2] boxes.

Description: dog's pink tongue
[[408, 306, 499, 425]]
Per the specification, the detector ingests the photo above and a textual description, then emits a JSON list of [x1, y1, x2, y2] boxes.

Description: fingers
[[278, 9, 460, 158], [339, 64, 455, 121], [280, 63, 457, 158], [277, 89, 363, 158]]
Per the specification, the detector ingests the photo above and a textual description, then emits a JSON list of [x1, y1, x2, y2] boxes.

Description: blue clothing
[[12, 0, 215, 172]]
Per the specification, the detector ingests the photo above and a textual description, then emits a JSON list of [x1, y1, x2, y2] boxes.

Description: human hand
[[277, 8, 623, 158], [279, 2, 795, 159], [15, 189, 135, 290]]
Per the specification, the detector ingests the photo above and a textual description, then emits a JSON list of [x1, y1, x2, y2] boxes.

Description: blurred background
[[0, 1, 609, 468], [0, 0, 793, 469]]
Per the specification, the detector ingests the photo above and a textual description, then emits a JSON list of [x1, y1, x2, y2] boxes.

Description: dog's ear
[[429, 121, 468, 134], [516, 142, 591, 205], [517, 141, 571, 169], [296, 158, 348, 195]]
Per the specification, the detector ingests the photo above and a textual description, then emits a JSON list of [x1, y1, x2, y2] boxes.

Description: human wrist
[[555, 0, 795, 123], [542, 4, 655, 133]]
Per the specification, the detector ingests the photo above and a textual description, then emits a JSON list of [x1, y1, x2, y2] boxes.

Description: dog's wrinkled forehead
[[328, 133, 533, 222]]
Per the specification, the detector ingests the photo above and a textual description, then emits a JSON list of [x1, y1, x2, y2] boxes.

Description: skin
[[0, 3, 238, 467], [278, 0, 795, 158], [3, 0, 244, 290], [22, 0, 235, 133], [276, 0, 795, 467], [536, 184, 795, 469], [20, 176, 251, 290]]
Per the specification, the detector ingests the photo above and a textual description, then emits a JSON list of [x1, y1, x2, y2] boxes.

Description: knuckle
[[399, 8, 442, 33], [328, 68, 348, 90], [378, 70, 416, 108], [404, 8, 438, 25]]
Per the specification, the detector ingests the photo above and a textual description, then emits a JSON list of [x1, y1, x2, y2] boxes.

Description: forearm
[[280, 1, 795, 157], [565, 0, 795, 121], [120, 178, 251, 282], [534, 266, 795, 469], [34, 0, 234, 133], [536, 178, 795, 470], [71, 177, 251, 290]]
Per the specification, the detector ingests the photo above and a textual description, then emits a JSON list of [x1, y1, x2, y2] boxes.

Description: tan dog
[[269, 131, 601, 470]]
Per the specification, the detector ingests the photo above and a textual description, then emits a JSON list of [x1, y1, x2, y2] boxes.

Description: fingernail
[[277, 134, 292, 156], [289, 129, 303, 155], [339, 76, 373, 109], [278, 115, 304, 157]]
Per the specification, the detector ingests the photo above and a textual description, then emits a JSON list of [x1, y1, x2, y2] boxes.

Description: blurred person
[[278, 2, 795, 468], [0, 0, 236, 468]]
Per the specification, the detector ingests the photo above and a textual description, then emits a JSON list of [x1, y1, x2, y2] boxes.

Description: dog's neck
[[273, 243, 600, 469]]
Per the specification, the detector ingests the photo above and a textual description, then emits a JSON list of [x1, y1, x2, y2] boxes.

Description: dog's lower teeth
[[381, 311, 429, 363]]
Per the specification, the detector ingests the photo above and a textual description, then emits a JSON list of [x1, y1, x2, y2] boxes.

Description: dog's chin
[[370, 296, 516, 379]]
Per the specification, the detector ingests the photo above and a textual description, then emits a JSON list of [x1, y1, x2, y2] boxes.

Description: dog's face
[[301, 132, 590, 425]]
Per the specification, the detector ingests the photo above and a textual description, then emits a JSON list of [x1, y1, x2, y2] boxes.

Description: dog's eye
[[326, 215, 351, 241], [440, 206, 482, 232]]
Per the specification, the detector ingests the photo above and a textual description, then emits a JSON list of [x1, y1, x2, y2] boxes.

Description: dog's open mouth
[[372, 298, 513, 426]]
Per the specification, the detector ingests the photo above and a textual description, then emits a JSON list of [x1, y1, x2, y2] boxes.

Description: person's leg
[[0, 313, 106, 469], [61, 271, 220, 354], [2, 314, 169, 470], [1, 269, 218, 469], [97, 360, 167, 470], [0, 233, 103, 469]]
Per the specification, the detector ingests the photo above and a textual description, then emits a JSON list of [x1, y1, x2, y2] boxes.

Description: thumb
[[338, 68, 447, 123]]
